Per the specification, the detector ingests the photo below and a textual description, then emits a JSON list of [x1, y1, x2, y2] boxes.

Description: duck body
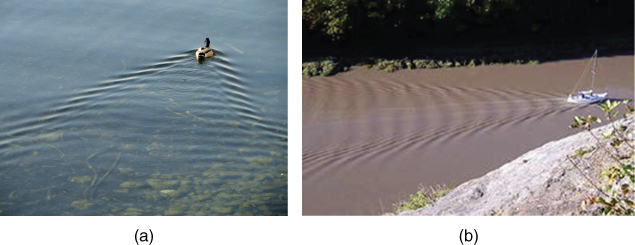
[[196, 37, 214, 60], [196, 47, 213, 60]]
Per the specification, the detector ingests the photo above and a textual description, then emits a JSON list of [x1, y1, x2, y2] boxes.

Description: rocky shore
[[399, 114, 633, 216]]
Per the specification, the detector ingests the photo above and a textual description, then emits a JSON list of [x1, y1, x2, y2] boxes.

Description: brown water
[[302, 55, 634, 215]]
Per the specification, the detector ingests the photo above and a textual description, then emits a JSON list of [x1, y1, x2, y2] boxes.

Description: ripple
[[303, 58, 634, 215]]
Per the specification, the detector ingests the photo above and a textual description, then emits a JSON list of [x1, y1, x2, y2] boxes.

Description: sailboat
[[567, 49, 607, 104]]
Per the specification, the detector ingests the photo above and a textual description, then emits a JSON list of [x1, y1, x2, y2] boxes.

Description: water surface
[[303, 55, 633, 215], [0, 0, 287, 215]]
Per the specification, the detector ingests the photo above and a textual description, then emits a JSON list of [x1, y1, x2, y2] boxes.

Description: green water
[[0, 0, 287, 215]]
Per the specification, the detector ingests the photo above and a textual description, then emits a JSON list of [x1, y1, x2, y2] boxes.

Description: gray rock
[[400, 115, 633, 216]]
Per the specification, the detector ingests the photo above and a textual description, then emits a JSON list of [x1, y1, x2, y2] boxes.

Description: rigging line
[[590, 49, 598, 90], [570, 50, 596, 95]]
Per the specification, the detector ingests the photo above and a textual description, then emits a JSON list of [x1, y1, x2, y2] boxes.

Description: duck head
[[204, 38, 210, 48]]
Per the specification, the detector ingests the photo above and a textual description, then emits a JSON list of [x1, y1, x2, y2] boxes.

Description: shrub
[[320, 60, 336, 76], [394, 184, 450, 212], [302, 58, 339, 77], [304, 56, 543, 76], [570, 99, 634, 215], [302, 62, 319, 77], [413, 59, 437, 69]]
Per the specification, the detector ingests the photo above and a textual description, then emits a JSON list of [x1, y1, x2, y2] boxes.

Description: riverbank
[[303, 34, 633, 77]]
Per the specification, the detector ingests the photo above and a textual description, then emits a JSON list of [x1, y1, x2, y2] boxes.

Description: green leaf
[[588, 115, 600, 123], [572, 115, 584, 127], [597, 100, 621, 115], [596, 197, 609, 205]]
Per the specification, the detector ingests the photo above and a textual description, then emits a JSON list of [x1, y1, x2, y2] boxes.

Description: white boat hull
[[567, 90, 607, 104]]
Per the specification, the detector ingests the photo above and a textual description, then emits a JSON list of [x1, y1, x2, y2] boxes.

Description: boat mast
[[590, 49, 597, 90]]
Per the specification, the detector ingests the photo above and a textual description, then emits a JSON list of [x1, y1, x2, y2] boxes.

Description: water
[[303, 56, 633, 215], [0, 0, 287, 215]]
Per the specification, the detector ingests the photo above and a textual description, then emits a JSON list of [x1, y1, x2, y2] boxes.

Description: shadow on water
[[303, 33, 634, 74], [0, 48, 287, 216]]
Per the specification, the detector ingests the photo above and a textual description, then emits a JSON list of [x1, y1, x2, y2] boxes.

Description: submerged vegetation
[[0, 79, 289, 216], [393, 184, 450, 213], [3, 147, 287, 215], [2, 130, 288, 216], [569, 99, 634, 215]]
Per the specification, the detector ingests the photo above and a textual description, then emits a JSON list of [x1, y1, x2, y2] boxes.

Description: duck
[[196, 38, 214, 60]]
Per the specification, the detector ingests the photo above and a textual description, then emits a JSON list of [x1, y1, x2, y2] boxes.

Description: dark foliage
[[303, 0, 633, 43]]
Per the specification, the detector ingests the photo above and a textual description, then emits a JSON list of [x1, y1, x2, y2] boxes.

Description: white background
[[1, 216, 633, 244], [1, 1, 633, 244]]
